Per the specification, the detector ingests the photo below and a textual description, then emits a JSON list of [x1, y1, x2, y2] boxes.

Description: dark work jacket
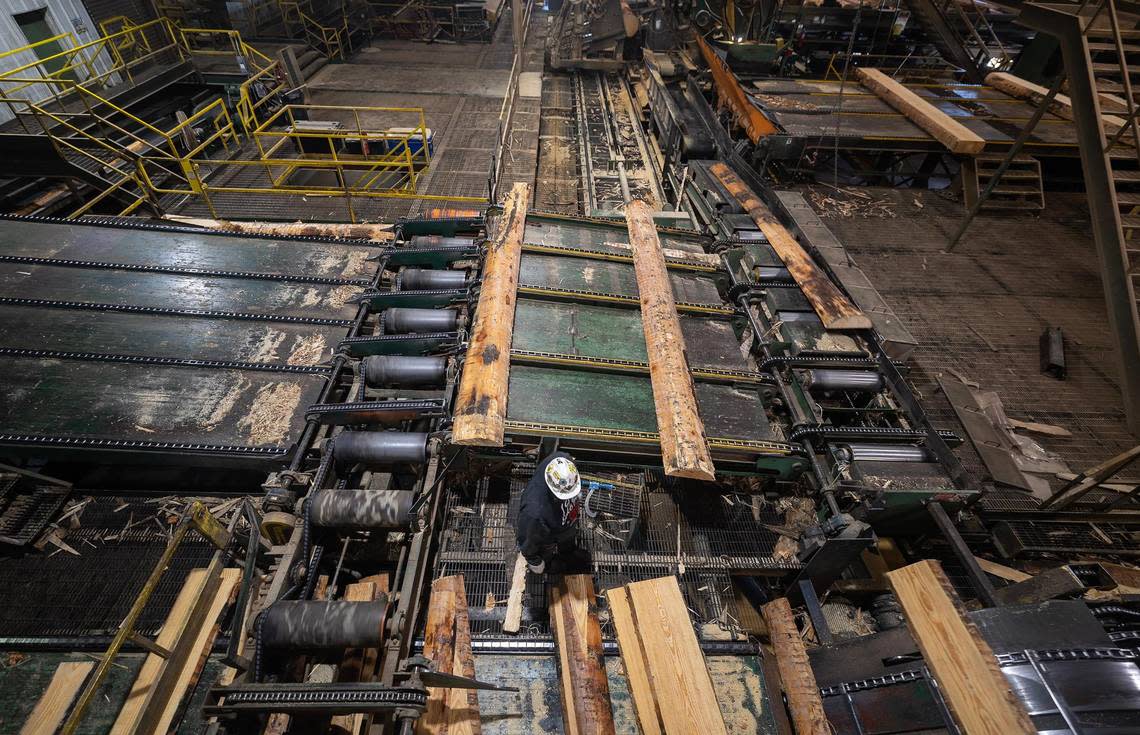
[[516, 451, 582, 564]]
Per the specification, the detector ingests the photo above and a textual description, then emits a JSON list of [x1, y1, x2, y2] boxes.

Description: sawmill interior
[[1, 0, 1140, 732]]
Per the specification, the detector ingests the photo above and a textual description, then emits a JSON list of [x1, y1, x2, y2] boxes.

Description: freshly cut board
[[20, 661, 94, 735], [606, 576, 727, 735], [549, 575, 616, 735], [418, 575, 480, 735]]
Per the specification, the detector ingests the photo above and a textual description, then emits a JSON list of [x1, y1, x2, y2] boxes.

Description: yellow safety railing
[[278, 0, 349, 60], [178, 27, 275, 71], [236, 62, 289, 133]]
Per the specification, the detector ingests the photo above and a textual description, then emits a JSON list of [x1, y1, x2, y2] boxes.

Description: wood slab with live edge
[[856, 68, 986, 155], [761, 597, 829, 735], [625, 200, 716, 480], [418, 575, 480, 735], [709, 163, 872, 331], [549, 575, 616, 735], [887, 560, 1034, 735], [452, 182, 530, 446]]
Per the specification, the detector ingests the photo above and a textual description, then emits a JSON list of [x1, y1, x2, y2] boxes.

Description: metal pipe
[[330, 431, 429, 467], [383, 307, 458, 334], [399, 268, 467, 291], [309, 488, 414, 530], [363, 355, 447, 388], [259, 598, 389, 649]]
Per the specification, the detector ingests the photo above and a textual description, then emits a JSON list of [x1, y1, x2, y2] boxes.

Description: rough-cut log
[[549, 575, 616, 735], [761, 597, 829, 735], [986, 72, 1126, 133], [418, 575, 480, 735], [162, 215, 394, 242], [710, 162, 872, 331], [625, 200, 716, 480], [452, 182, 530, 446], [856, 68, 986, 154], [887, 560, 1034, 735], [21, 662, 94, 735]]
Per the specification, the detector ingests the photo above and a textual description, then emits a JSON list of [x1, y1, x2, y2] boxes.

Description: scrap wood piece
[[887, 560, 1034, 735], [985, 72, 1126, 133], [710, 163, 872, 331], [856, 68, 986, 155], [503, 553, 528, 634], [20, 661, 95, 735], [452, 182, 530, 446], [760, 597, 829, 735], [418, 575, 480, 735], [162, 214, 395, 242], [974, 556, 1032, 583], [549, 575, 616, 735], [608, 576, 728, 735], [625, 200, 715, 480]]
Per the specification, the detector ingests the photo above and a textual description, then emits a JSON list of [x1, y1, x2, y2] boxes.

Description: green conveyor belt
[[506, 365, 776, 441], [512, 298, 753, 373], [525, 216, 708, 255], [518, 253, 723, 305]]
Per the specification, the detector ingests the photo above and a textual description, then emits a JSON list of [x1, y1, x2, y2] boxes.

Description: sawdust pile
[[287, 333, 328, 366], [753, 93, 822, 112], [239, 381, 302, 446], [806, 185, 896, 218]]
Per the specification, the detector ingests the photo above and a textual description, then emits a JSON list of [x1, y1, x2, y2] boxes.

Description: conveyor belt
[[0, 218, 379, 466], [518, 253, 724, 306]]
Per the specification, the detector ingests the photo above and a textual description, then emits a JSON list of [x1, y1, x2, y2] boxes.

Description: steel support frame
[[1020, 3, 1140, 435]]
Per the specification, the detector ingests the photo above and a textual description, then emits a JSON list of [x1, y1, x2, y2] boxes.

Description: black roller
[[363, 355, 447, 388], [382, 307, 458, 334], [406, 235, 475, 249], [260, 599, 389, 649], [805, 369, 885, 393], [310, 488, 414, 530], [400, 268, 467, 291], [330, 431, 428, 466]]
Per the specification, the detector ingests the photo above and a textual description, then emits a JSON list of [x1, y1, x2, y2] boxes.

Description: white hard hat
[[544, 456, 581, 500]]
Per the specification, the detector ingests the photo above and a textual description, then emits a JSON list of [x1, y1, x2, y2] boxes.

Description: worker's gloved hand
[[527, 559, 546, 574]]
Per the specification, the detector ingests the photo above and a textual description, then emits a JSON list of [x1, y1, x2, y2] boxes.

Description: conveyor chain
[[0, 347, 332, 375], [205, 683, 429, 715], [995, 648, 1138, 665], [0, 297, 354, 327], [0, 255, 372, 287], [517, 284, 735, 316], [760, 355, 891, 372], [0, 434, 288, 456], [520, 242, 720, 272], [789, 424, 961, 444], [508, 349, 770, 384]]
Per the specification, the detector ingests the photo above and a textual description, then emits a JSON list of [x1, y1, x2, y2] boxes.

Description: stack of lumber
[[549, 575, 616, 735], [606, 576, 728, 735], [418, 575, 480, 735]]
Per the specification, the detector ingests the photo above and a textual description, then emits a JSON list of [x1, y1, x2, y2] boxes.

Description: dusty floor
[[808, 186, 1139, 484]]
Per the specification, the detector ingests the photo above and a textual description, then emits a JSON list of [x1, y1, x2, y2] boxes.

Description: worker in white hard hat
[[516, 451, 589, 574]]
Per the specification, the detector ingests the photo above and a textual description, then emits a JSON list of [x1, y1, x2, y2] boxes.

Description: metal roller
[[363, 355, 447, 388], [804, 369, 885, 393], [382, 307, 458, 334], [399, 268, 467, 291], [330, 431, 428, 466], [309, 488, 414, 530], [406, 235, 475, 249], [840, 443, 933, 463], [260, 599, 389, 649]]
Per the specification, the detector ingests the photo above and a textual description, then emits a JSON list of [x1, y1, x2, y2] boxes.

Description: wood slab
[[549, 575, 616, 735], [503, 553, 528, 634], [985, 72, 1126, 133], [606, 587, 662, 735], [453, 182, 530, 446], [21, 661, 94, 735], [761, 597, 829, 735], [418, 575, 480, 735], [625, 200, 715, 480], [709, 163, 872, 331], [887, 560, 1034, 735], [856, 68, 986, 154], [611, 576, 728, 735]]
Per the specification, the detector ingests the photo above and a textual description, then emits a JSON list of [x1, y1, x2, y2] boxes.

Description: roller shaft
[[310, 488, 414, 530], [363, 355, 447, 388], [331, 431, 428, 466]]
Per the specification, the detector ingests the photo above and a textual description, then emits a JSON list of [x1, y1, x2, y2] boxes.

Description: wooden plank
[[623, 577, 728, 735], [20, 661, 95, 735], [452, 182, 530, 446], [760, 597, 829, 735], [418, 575, 480, 735], [887, 560, 1034, 735], [709, 162, 872, 331], [625, 200, 716, 480], [549, 575, 616, 735], [503, 553, 527, 634], [985, 72, 1126, 133], [974, 556, 1032, 583], [110, 568, 209, 734], [856, 68, 986, 154], [606, 587, 662, 735]]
